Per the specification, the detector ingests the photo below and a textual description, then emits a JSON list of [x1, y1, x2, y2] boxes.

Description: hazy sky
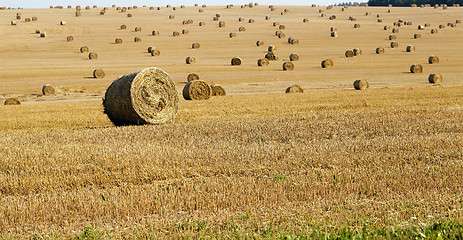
[[1, 0, 355, 9]]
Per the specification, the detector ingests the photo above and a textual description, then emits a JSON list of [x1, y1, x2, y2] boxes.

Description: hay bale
[[199, 9, 204, 12], [384, 25, 391, 30], [40, 32, 46, 38], [11, 21, 17, 26], [266, 16, 271, 20], [121, 25, 127, 30], [88, 52, 98, 59], [199, 21, 205, 26], [414, 33, 421, 39], [389, 34, 396, 40], [431, 29, 438, 34], [103, 67, 179, 125], [192, 42, 200, 49], [80, 46, 89, 53], [4, 98, 21, 105], [376, 47, 385, 54], [287, 37, 293, 44], [331, 31, 338, 37], [265, 52, 279, 61], [25, 18, 31, 22], [35, 29, 41, 34], [273, 22, 279, 26], [268, 45, 276, 52], [238, 17, 244, 22], [32, 17, 38, 21], [182, 29, 189, 34], [239, 26, 245, 32], [67, 36, 74, 42], [42, 84, 55, 95], [410, 64, 423, 73], [321, 59, 334, 68], [457, 19, 462, 24], [134, 37, 141, 42], [345, 50, 354, 57], [303, 18, 309, 22], [169, 15, 175, 19], [289, 53, 299, 61], [211, 84, 226, 96], [439, 24, 445, 29], [392, 28, 399, 33], [354, 23, 360, 28], [258, 58, 269, 66], [151, 50, 160, 56], [152, 30, 160, 36], [285, 84, 303, 93], [115, 38, 123, 44], [231, 57, 242, 65], [186, 56, 196, 64], [390, 41, 398, 48], [278, 32, 286, 38], [418, 25, 425, 30], [100, 11, 105, 15], [428, 56, 439, 64], [213, 16, 219, 21], [60, 21, 66, 25], [93, 69, 105, 78], [406, 45, 415, 52], [173, 31, 180, 36], [353, 79, 369, 90], [219, 21, 225, 27], [229, 32, 236, 38], [16, 15, 21, 20], [76, 11, 82, 17], [256, 40, 264, 46], [331, 27, 337, 31], [283, 61, 294, 70], [353, 48, 362, 56], [279, 25, 285, 30], [147, 46, 154, 53], [291, 39, 299, 45], [183, 80, 211, 100], [135, 27, 141, 32], [428, 73, 442, 83], [187, 73, 199, 82]]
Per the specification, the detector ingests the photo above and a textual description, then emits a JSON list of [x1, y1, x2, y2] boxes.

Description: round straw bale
[[376, 47, 385, 54], [457, 19, 462, 23], [213, 16, 219, 21], [238, 17, 244, 22], [219, 21, 225, 27], [354, 23, 360, 28], [121, 25, 127, 30], [410, 64, 423, 73], [283, 61, 294, 71], [279, 25, 285, 30], [392, 28, 399, 33], [431, 29, 438, 34], [202, 4, 207, 7], [388, 34, 396, 40], [287, 37, 293, 43], [275, 30, 282, 36], [199, 9, 204, 12], [88, 52, 98, 59], [303, 18, 309, 22], [25, 18, 31, 22], [134, 37, 141, 42], [173, 31, 180, 36], [16, 15, 21, 20], [115, 38, 123, 44], [265, 52, 279, 61], [187, 73, 199, 82], [266, 16, 271, 20], [289, 53, 299, 61], [353, 79, 369, 90], [4, 98, 21, 105], [151, 50, 160, 56], [40, 32, 46, 38], [80, 46, 89, 53], [273, 22, 279, 26], [186, 56, 196, 64], [127, 13, 132, 18], [192, 42, 200, 49], [428, 73, 442, 83], [278, 32, 285, 38], [169, 15, 175, 19], [258, 58, 269, 66], [10, 21, 17, 26], [428, 56, 439, 64], [291, 39, 299, 45], [268, 45, 276, 52], [152, 30, 160, 36], [135, 27, 141, 32], [239, 26, 245, 32], [147, 46, 154, 53], [321, 59, 334, 68], [229, 32, 236, 38], [384, 25, 391, 30], [231, 57, 242, 65], [93, 69, 105, 78], [353, 48, 362, 56], [256, 40, 264, 46], [439, 24, 445, 29], [32, 17, 38, 21], [211, 84, 226, 96], [183, 80, 211, 100], [285, 84, 303, 93], [365, 11, 370, 15], [390, 41, 398, 48], [425, 23, 430, 27], [100, 11, 105, 15], [331, 31, 338, 37], [199, 21, 205, 26], [103, 67, 179, 125], [60, 21, 66, 25], [182, 29, 189, 34], [414, 33, 421, 39], [35, 29, 41, 34], [406, 45, 415, 52], [345, 50, 354, 57], [331, 27, 337, 31], [42, 84, 55, 95], [67, 36, 74, 42]]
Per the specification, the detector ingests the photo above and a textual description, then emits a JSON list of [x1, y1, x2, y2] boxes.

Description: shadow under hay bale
[[211, 84, 226, 96], [285, 84, 303, 93], [183, 80, 211, 100], [103, 67, 179, 126], [353, 79, 369, 90], [4, 98, 21, 105]]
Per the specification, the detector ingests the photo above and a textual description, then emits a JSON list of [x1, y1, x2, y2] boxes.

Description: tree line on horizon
[[367, 0, 462, 6]]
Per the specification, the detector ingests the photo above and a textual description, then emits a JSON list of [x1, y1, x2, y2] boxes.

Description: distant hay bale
[[35, 29, 41, 34], [279, 25, 285, 30], [428, 73, 442, 83], [278, 32, 286, 38], [231, 57, 242, 65], [439, 24, 445, 29], [40, 32, 46, 38], [135, 27, 141, 32], [60, 21, 66, 25], [331, 26, 337, 31], [88, 52, 98, 59], [410, 64, 423, 73], [265, 52, 279, 61], [103, 67, 179, 125], [147, 46, 154, 53], [287, 37, 293, 43], [199, 9, 204, 12], [25, 18, 31, 22], [229, 32, 236, 38], [273, 22, 279, 26], [182, 29, 189, 34], [134, 37, 141, 42], [321, 59, 334, 68], [32, 17, 38, 21], [329, 15, 336, 20], [192, 42, 200, 49], [268, 45, 276, 52], [258, 58, 269, 66], [428, 56, 439, 64], [289, 53, 299, 61], [331, 31, 338, 37], [303, 18, 309, 22], [285, 84, 303, 93], [213, 16, 219, 21], [67, 36, 74, 42], [239, 26, 245, 31], [152, 30, 159, 36], [238, 17, 244, 22], [199, 21, 205, 26], [256, 40, 264, 46], [389, 34, 396, 40], [183, 80, 211, 100], [211, 84, 226, 96], [120, 25, 127, 29], [384, 25, 391, 30], [80, 46, 89, 53], [392, 28, 399, 33], [431, 29, 438, 34], [354, 23, 360, 28], [127, 13, 132, 18], [216, 13, 221, 18], [414, 33, 421, 39], [219, 21, 225, 27], [283, 61, 294, 70], [42, 84, 55, 95], [365, 11, 370, 15], [115, 38, 123, 44], [377, 19, 383, 22], [345, 50, 354, 57], [376, 47, 385, 54], [425, 23, 431, 27], [186, 56, 196, 64], [4, 98, 21, 105], [390, 41, 399, 48], [353, 79, 369, 90], [100, 11, 105, 15], [151, 50, 160, 56], [11, 21, 17, 25], [16, 15, 21, 20], [202, 4, 207, 7], [173, 31, 180, 36], [418, 25, 425, 30], [275, 30, 282, 36], [169, 15, 175, 19], [266, 16, 271, 20], [353, 48, 362, 55], [291, 39, 299, 45], [406, 45, 415, 52], [187, 73, 199, 82], [457, 19, 462, 23], [93, 69, 105, 78]]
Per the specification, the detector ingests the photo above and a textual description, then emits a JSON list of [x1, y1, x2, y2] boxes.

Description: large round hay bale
[[231, 57, 242, 65], [60, 21, 66, 25], [390, 41, 399, 48], [229, 32, 236, 38], [331, 27, 337, 31], [273, 22, 279, 26], [183, 81, 211, 100], [439, 24, 446, 29], [428, 73, 442, 83], [152, 30, 160, 36], [88, 52, 98, 59], [321, 59, 334, 68], [278, 32, 285, 38], [80, 46, 89, 53], [151, 50, 160, 56], [353, 79, 369, 90], [303, 18, 309, 22], [182, 29, 189, 34], [410, 64, 423, 73], [169, 15, 175, 19], [289, 53, 299, 61], [35, 29, 41, 34], [283, 61, 294, 70], [187, 73, 199, 82], [249, 19, 255, 23], [239, 26, 245, 32], [353, 48, 362, 56], [331, 31, 338, 37], [265, 52, 279, 61], [40, 32, 46, 38], [406, 45, 415, 52], [115, 38, 123, 44], [285, 84, 303, 93], [376, 47, 385, 54], [134, 37, 141, 42], [103, 67, 179, 125], [354, 23, 360, 28], [384, 25, 391, 30], [67, 36, 74, 42], [93, 69, 105, 78], [32, 17, 38, 21], [173, 31, 180, 36], [42, 84, 55, 95], [258, 58, 269, 66], [134, 27, 142, 32], [199, 9, 204, 12], [25, 18, 31, 22], [4, 98, 21, 105], [211, 84, 226, 96], [192, 42, 200, 49], [428, 56, 439, 64], [75, 11, 81, 17], [389, 34, 396, 40], [266, 16, 271, 20], [219, 21, 225, 27], [256, 40, 264, 46], [279, 25, 285, 30], [186, 56, 196, 64], [16, 15, 21, 20], [268, 45, 276, 52], [199, 21, 205, 26], [392, 28, 399, 33], [120, 25, 127, 30], [147, 46, 154, 53], [431, 29, 438, 34], [345, 50, 354, 57], [414, 33, 421, 39]]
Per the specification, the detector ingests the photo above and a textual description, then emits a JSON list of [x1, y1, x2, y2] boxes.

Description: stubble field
[[0, 3, 463, 239]]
